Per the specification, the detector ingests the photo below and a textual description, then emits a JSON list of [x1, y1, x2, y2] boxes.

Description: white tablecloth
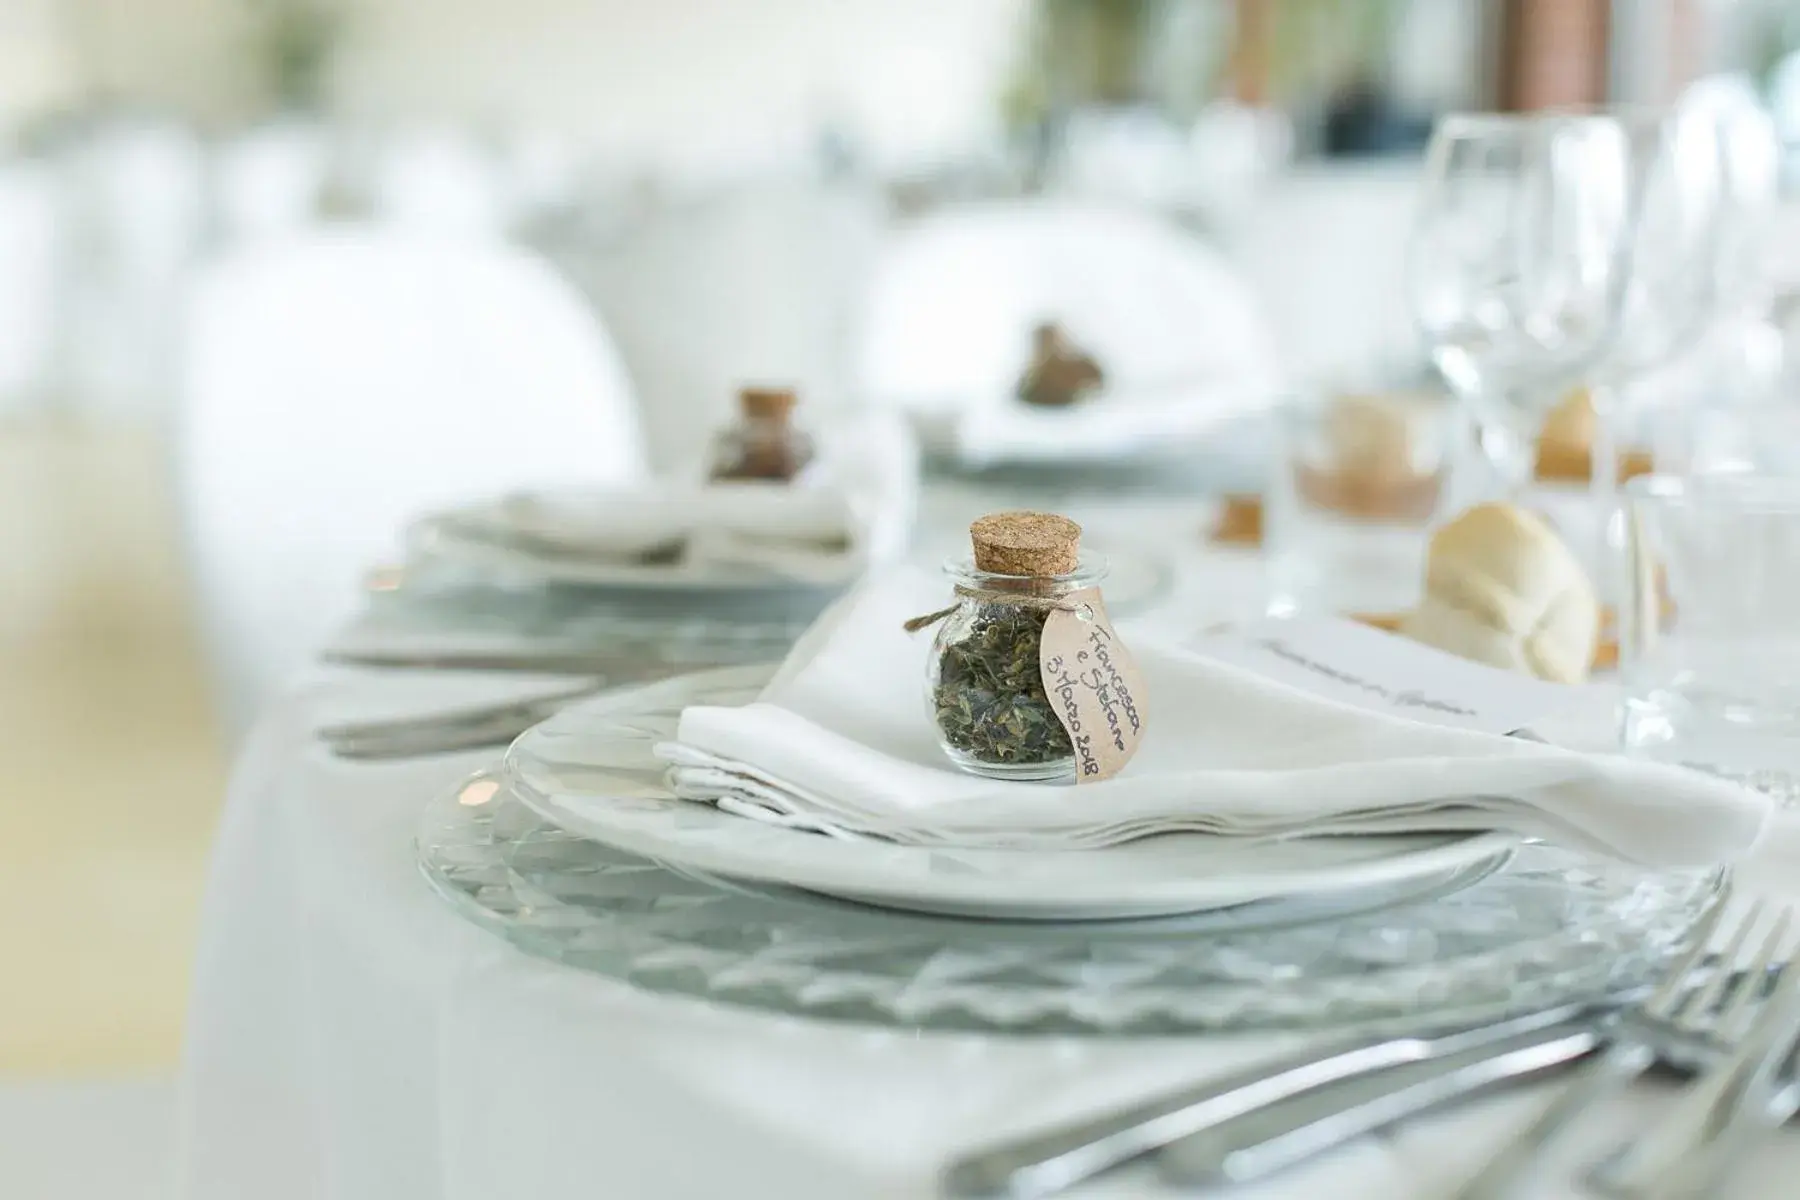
[[178, 539, 1800, 1200]]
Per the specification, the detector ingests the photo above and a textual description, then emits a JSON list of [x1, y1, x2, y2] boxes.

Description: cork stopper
[[739, 386, 797, 422], [970, 511, 1081, 576]]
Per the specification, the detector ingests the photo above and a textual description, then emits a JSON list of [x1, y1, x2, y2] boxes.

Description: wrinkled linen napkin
[[950, 378, 1277, 468], [418, 410, 918, 583], [655, 568, 1771, 868]]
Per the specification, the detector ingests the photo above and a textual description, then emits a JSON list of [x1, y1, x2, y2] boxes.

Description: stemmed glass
[[1408, 113, 1634, 495], [1410, 107, 1728, 600], [1582, 107, 1726, 595]]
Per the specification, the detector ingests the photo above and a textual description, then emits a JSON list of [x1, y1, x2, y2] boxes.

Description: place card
[[1187, 616, 1590, 736]]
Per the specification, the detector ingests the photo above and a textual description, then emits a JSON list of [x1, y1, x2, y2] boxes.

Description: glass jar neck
[[945, 557, 1107, 598]]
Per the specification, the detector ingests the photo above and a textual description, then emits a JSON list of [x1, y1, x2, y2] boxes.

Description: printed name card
[[1187, 617, 1586, 736]]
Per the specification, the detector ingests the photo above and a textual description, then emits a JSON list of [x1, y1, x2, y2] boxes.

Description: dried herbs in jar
[[911, 511, 1112, 781]]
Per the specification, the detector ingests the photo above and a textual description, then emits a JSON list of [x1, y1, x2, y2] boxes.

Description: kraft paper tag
[[1039, 588, 1148, 782]]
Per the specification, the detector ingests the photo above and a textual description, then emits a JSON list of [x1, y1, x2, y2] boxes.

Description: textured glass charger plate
[[418, 770, 1720, 1034], [502, 666, 1519, 920]]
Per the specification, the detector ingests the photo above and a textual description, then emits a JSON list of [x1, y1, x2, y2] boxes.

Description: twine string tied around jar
[[902, 586, 1092, 634]]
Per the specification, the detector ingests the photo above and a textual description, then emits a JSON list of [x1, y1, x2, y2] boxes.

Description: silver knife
[[1155, 1015, 1603, 1188], [321, 646, 656, 675], [939, 1000, 1607, 1199], [323, 716, 555, 760]]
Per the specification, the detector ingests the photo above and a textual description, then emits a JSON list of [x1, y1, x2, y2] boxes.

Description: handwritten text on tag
[[1039, 589, 1148, 782]]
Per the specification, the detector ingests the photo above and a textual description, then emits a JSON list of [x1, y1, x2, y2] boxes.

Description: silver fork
[[1646, 1038, 1800, 1200], [1587, 903, 1800, 1197], [1450, 888, 1752, 1200]]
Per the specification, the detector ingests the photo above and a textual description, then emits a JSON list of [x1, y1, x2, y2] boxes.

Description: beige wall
[[35, 0, 1026, 168], [0, 0, 82, 116]]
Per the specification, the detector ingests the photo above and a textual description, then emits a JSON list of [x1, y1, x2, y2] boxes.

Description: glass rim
[[1625, 472, 1800, 513], [942, 550, 1110, 588]]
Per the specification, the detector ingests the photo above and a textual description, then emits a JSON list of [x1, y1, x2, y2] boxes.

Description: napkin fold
[[951, 379, 1276, 468], [423, 410, 917, 582], [656, 569, 1772, 869]]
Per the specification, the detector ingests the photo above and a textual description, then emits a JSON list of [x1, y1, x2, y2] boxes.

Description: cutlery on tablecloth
[[939, 997, 1631, 1199], [1450, 890, 1761, 1200], [1152, 963, 1781, 1190], [1154, 1012, 1602, 1189], [1585, 907, 1800, 1199], [317, 682, 607, 760], [942, 889, 1738, 1200], [1646, 1045, 1800, 1200], [321, 646, 658, 676]]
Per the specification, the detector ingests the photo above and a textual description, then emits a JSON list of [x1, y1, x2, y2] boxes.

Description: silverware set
[[944, 891, 1800, 1199], [1457, 894, 1797, 1200]]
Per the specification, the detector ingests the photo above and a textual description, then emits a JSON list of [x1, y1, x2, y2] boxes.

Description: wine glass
[[1579, 106, 1726, 600], [1666, 84, 1786, 415], [1408, 113, 1634, 494], [1685, 78, 1782, 325]]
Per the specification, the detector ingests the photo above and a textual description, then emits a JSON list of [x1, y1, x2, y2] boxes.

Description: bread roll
[[1399, 502, 1599, 683]]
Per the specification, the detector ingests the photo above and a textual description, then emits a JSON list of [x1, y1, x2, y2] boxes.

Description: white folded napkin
[[857, 201, 1282, 467], [424, 410, 917, 582], [657, 568, 1772, 868], [952, 379, 1274, 467]]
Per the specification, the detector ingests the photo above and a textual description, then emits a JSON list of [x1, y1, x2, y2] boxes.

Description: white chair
[[175, 231, 648, 733], [0, 158, 62, 415], [211, 119, 332, 245], [555, 179, 887, 469], [370, 128, 511, 239], [855, 200, 1280, 433]]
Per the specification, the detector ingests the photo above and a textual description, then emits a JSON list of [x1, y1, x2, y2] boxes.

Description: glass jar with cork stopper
[[911, 511, 1127, 782], [707, 386, 816, 483]]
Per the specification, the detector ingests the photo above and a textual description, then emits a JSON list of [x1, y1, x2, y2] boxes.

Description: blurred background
[[4, 0, 1800, 1194]]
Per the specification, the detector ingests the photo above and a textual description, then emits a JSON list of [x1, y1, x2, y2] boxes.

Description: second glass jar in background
[[708, 386, 816, 483]]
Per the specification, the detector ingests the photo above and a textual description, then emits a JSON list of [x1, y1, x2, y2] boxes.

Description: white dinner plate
[[502, 665, 1518, 921]]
